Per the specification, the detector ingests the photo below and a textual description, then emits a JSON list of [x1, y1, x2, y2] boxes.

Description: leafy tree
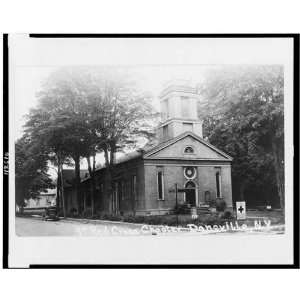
[[200, 65, 284, 208], [24, 108, 74, 216], [28, 68, 97, 215], [25, 67, 156, 215], [15, 135, 54, 213], [77, 69, 156, 213]]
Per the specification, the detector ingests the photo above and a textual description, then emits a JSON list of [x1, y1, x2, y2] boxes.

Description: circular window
[[184, 166, 197, 179], [184, 146, 194, 154]]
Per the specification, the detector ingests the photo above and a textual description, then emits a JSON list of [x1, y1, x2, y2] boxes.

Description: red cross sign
[[236, 201, 246, 220]]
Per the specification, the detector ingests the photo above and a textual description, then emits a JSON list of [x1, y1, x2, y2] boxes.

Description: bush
[[99, 214, 120, 221], [221, 210, 234, 220], [82, 208, 93, 218], [123, 215, 146, 223], [216, 199, 227, 212], [174, 203, 190, 214], [69, 208, 78, 217]]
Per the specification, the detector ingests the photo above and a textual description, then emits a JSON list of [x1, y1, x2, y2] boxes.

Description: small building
[[64, 83, 233, 216], [25, 188, 57, 209]]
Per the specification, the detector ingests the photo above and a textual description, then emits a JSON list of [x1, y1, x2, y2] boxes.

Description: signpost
[[236, 201, 246, 220]]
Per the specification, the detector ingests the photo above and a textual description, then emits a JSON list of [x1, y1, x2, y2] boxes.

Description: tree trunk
[[56, 168, 60, 213], [74, 155, 81, 215], [86, 156, 96, 217], [57, 153, 66, 218], [104, 148, 113, 213], [60, 164, 66, 218], [271, 138, 285, 209]]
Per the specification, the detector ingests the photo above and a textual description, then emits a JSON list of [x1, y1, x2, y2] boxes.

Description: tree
[[25, 66, 156, 216], [80, 69, 156, 213], [200, 65, 284, 208], [29, 68, 96, 215], [15, 135, 54, 213], [24, 108, 73, 217]]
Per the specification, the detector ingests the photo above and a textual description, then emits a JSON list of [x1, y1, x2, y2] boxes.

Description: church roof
[[79, 132, 232, 183], [143, 131, 233, 161]]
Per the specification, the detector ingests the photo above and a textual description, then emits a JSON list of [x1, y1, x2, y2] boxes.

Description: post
[[175, 183, 178, 227]]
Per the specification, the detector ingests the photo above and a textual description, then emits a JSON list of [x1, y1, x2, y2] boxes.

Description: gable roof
[[143, 131, 233, 161], [74, 132, 232, 185]]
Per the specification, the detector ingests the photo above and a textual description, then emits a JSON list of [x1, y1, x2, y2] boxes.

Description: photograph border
[[2, 33, 299, 269]]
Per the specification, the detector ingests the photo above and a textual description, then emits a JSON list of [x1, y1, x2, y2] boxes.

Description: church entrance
[[185, 181, 197, 207]]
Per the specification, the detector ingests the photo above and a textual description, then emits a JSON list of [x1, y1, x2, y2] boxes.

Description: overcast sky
[[9, 35, 293, 174], [13, 64, 210, 140], [11, 35, 292, 141]]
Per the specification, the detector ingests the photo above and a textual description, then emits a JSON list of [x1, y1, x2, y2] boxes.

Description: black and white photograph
[[4, 34, 297, 267]]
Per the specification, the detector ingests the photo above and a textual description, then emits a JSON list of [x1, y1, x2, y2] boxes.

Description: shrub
[[174, 203, 190, 214], [123, 215, 146, 223], [216, 199, 227, 212], [69, 208, 78, 217], [221, 210, 234, 220], [82, 208, 93, 218]]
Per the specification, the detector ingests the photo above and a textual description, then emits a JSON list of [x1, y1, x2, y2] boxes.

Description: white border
[[8, 35, 294, 267]]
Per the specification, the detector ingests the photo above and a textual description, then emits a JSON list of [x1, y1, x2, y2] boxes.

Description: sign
[[169, 188, 196, 193], [178, 188, 195, 193], [236, 201, 246, 220]]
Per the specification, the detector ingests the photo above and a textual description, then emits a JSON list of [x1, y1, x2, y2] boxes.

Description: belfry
[[157, 82, 203, 142]]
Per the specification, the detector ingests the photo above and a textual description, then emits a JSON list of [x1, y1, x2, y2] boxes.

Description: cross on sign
[[236, 201, 246, 220], [238, 206, 244, 213]]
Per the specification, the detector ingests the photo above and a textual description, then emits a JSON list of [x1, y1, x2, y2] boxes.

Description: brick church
[[64, 83, 233, 216]]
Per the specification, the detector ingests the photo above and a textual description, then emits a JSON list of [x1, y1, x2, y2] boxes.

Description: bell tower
[[157, 81, 203, 142]]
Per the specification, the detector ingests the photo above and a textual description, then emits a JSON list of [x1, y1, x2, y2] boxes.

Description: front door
[[185, 181, 196, 207]]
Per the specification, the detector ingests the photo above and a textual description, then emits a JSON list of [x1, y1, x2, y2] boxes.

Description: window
[[161, 98, 169, 120], [216, 171, 222, 198], [163, 125, 168, 140], [132, 175, 137, 202], [184, 166, 197, 179], [184, 146, 194, 154], [157, 170, 164, 200], [181, 97, 191, 118]]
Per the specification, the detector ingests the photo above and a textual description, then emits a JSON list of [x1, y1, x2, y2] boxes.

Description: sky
[[11, 35, 292, 141], [13, 64, 210, 140], [10, 35, 293, 176], [13, 64, 211, 176]]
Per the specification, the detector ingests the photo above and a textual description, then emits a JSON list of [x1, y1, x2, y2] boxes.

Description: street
[[15, 216, 147, 236], [15, 216, 285, 236]]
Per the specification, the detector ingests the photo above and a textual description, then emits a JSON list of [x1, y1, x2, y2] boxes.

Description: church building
[[64, 83, 233, 216]]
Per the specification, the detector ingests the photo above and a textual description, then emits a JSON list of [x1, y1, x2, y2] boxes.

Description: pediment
[[144, 132, 232, 161]]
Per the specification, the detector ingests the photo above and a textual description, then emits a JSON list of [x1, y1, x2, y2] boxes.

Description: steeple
[[157, 81, 203, 143]]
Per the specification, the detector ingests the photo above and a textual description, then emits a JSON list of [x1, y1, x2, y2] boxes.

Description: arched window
[[184, 146, 194, 154]]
